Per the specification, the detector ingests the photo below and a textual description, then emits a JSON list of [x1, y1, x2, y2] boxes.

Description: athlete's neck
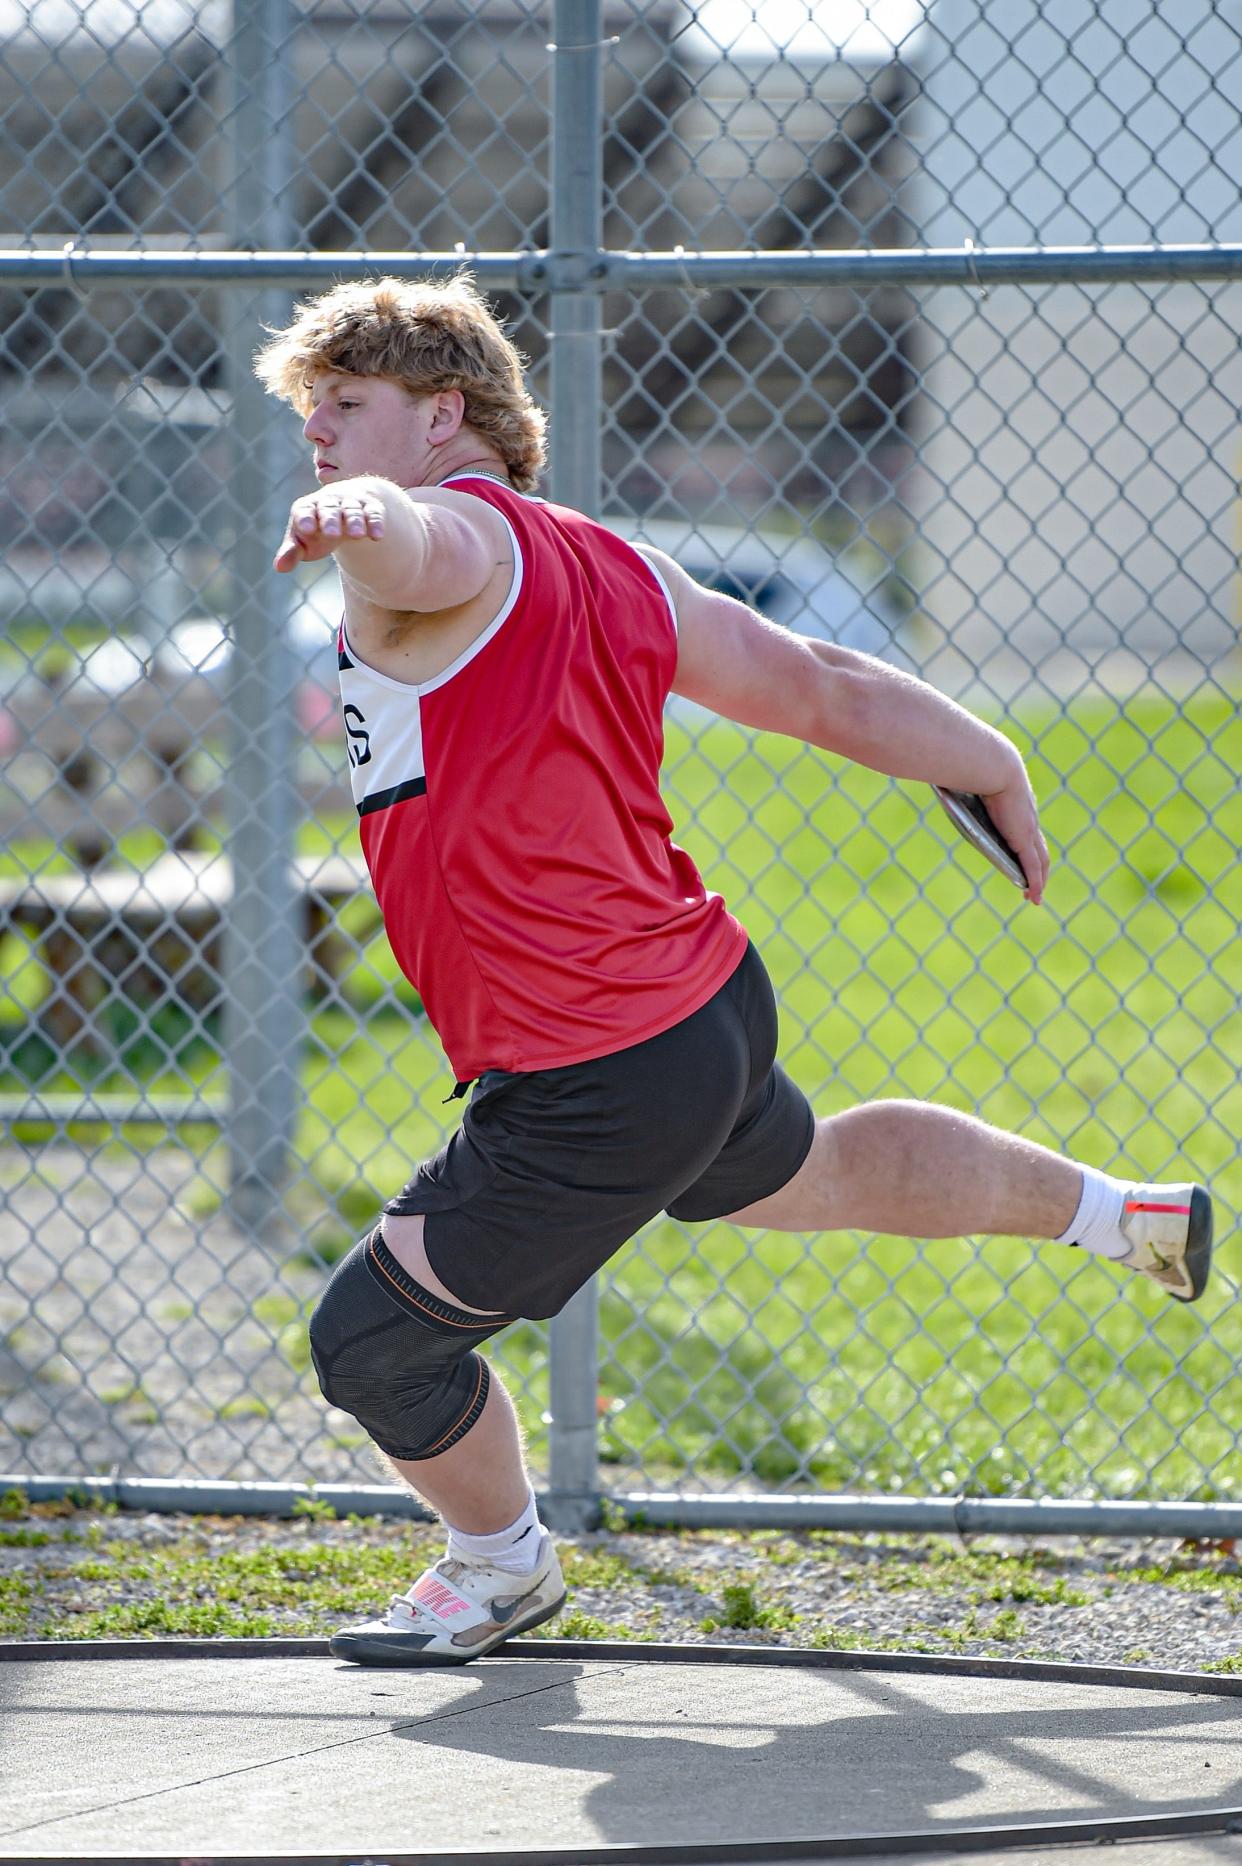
[[433, 457, 511, 489]]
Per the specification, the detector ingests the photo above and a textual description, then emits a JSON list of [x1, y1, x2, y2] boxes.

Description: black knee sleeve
[[308, 1227, 512, 1461]]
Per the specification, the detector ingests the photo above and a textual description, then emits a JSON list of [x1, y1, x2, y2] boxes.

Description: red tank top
[[337, 474, 748, 1079]]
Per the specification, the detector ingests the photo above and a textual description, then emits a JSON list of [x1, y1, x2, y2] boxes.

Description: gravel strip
[[1, 1500, 1239, 1673]]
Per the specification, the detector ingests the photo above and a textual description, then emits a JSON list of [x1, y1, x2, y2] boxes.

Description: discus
[[933, 785, 1028, 890]]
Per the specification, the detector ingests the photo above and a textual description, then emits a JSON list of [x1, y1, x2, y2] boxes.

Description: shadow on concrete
[[381, 1657, 1242, 1847]]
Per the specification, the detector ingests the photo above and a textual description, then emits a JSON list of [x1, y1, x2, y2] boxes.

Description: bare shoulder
[[335, 476, 514, 568], [338, 483, 517, 682], [393, 482, 516, 594], [630, 540, 692, 614], [401, 481, 513, 538]]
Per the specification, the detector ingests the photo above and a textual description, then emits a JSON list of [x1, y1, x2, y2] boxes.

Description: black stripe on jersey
[[357, 776, 428, 817], [338, 644, 354, 669]]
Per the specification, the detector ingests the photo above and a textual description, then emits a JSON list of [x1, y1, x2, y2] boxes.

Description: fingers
[[1000, 767, 1049, 907], [275, 490, 386, 571], [297, 490, 386, 539], [980, 770, 1050, 907], [1019, 820, 1050, 906]]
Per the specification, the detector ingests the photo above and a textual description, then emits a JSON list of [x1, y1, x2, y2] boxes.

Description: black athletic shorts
[[383, 941, 815, 1320]]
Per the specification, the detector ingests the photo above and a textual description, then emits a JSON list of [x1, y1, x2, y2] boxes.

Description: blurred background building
[[2, 0, 1238, 698]]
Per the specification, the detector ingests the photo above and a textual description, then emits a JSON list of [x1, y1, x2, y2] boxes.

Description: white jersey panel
[[334, 501, 523, 816], [337, 624, 426, 814]]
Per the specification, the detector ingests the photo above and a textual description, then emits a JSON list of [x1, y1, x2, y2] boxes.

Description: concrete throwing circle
[[0, 1640, 1240, 1861]]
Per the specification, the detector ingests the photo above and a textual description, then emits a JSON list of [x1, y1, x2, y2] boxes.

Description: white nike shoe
[[1117, 1183, 1214, 1303], [330, 1533, 566, 1666]]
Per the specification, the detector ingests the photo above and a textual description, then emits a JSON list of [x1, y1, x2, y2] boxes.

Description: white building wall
[[911, 0, 1242, 698]]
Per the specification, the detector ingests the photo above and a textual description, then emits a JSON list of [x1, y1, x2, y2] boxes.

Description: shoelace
[[387, 1593, 429, 1623]]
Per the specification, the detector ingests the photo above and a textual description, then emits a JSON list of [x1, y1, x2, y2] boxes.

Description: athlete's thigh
[[382, 1211, 506, 1316], [719, 1115, 829, 1230]]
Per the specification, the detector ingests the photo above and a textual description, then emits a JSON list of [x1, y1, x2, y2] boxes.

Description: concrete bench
[[0, 850, 377, 1051], [0, 674, 353, 861]]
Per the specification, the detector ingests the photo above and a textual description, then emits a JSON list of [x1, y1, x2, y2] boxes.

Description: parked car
[[609, 517, 914, 724], [619, 517, 907, 643]]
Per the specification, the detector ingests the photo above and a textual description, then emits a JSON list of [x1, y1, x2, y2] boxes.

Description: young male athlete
[[257, 275, 1214, 1668]]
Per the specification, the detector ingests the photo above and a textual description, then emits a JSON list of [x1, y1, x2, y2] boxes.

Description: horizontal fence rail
[[5, 1474, 1242, 1543], [3, 242, 1242, 289]]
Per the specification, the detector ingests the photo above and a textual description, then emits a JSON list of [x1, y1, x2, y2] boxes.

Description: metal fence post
[[221, 0, 302, 1232], [543, 0, 604, 1534]]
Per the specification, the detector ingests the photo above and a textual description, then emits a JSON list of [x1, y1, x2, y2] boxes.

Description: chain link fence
[[0, 0, 1238, 1529]]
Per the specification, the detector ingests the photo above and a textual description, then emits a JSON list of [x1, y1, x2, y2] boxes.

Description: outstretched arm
[[274, 476, 507, 614], [644, 544, 1049, 904]]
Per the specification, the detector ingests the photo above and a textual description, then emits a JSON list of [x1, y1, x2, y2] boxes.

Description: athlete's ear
[[427, 389, 466, 442]]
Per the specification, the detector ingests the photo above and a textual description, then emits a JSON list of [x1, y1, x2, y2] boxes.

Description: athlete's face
[[303, 372, 451, 489]]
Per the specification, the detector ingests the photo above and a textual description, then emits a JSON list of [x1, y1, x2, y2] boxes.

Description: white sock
[[444, 1487, 544, 1575], [1054, 1166, 1130, 1261]]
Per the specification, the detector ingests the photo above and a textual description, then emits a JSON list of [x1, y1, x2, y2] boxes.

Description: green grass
[[1123, 1562, 1242, 1604], [10, 1526, 671, 1642], [26, 1534, 437, 1639], [0, 1526, 53, 1548], [701, 1579, 801, 1633], [800, 1544, 1090, 1606], [48, 1601, 284, 1640], [600, 690, 1241, 1497], [527, 1608, 656, 1641], [2, 687, 1240, 1499], [0, 1500, 1234, 1647]]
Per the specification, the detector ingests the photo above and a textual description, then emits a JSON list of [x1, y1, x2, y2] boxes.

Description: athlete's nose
[[304, 403, 333, 445]]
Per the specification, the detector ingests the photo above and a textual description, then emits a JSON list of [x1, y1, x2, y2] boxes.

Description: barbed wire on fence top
[[0, 0, 1237, 1509]]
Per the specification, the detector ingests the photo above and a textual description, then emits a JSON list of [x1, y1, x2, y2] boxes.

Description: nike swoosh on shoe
[[489, 1583, 544, 1626]]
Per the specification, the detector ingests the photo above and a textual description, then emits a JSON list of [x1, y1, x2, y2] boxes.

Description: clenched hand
[[274, 488, 387, 572], [978, 764, 1050, 906]]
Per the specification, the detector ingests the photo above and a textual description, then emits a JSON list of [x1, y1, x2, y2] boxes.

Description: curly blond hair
[[253, 273, 547, 492]]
